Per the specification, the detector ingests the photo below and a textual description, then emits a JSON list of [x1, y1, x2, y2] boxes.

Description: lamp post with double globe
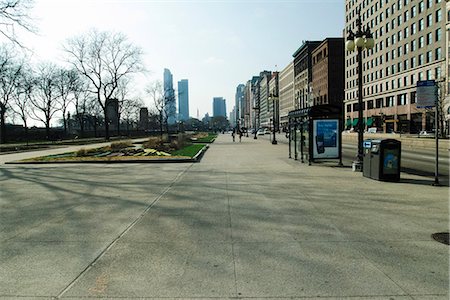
[[345, 9, 375, 171]]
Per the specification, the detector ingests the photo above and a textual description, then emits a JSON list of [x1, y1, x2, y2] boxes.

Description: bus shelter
[[288, 104, 343, 166]]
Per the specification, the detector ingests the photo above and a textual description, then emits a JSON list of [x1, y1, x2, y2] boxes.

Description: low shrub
[[143, 137, 164, 149], [75, 148, 88, 157], [110, 141, 133, 151]]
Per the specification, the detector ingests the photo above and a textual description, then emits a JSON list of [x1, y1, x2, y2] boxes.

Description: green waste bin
[[363, 139, 401, 181]]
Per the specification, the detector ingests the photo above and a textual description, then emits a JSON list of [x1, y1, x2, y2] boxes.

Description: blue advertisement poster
[[313, 119, 339, 159]]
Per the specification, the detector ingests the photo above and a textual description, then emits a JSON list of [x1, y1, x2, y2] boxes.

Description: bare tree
[[0, 45, 23, 143], [0, 0, 35, 48], [121, 97, 143, 135], [64, 29, 145, 140], [10, 65, 33, 141], [72, 77, 91, 138], [29, 62, 59, 139], [146, 80, 164, 137], [113, 77, 131, 136], [55, 67, 77, 136]]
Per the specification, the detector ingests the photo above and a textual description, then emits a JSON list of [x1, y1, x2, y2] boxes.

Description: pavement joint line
[[3, 293, 442, 299], [53, 163, 194, 299], [226, 169, 239, 298]]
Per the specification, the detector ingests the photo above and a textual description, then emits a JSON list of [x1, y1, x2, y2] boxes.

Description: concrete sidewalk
[[0, 134, 448, 299]]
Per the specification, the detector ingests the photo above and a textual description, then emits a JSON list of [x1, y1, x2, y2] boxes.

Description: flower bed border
[[6, 145, 209, 165]]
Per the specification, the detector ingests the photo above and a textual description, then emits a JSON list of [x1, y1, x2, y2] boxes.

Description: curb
[[5, 145, 210, 165]]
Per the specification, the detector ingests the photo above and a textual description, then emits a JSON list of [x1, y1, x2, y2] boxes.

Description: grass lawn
[[171, 144, 206, 157], [194, 133, 217, 143]]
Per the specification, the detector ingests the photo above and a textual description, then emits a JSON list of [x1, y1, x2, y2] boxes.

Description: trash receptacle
[[363, 139, 401, 181]]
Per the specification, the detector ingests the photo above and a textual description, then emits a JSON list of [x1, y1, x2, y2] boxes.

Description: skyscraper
[[178, 79, 189, 122], [163, 68, 176, 125], [213, 97, 226, 118]]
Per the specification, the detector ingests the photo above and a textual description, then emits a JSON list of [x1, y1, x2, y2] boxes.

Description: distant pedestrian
[[238, 130, 242, 142], [231, 130, 235, 142]]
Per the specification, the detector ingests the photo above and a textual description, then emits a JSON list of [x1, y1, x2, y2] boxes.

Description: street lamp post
[[269, 95, 278, 145], [346, 9, 375, 171]]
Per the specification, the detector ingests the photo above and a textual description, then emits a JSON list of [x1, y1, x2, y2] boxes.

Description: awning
[[366, 117, 373, 127], [352, 118, 358, 126], [345, 119, 352, 126]]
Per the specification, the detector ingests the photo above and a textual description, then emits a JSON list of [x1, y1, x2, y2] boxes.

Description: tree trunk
[[45, 123, 50, 140], [0, 109, 6, 144], [104, 109, 110, 141]]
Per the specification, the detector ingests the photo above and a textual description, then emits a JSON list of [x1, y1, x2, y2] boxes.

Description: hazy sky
[[17, 0, 344, 120]]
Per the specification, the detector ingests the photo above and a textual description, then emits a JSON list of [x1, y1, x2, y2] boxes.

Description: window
[[427, 50, 432, 63], [411, 39, 417, 51], [411, 5, 417, 18], [404, 10, 409, 22], [404, 43, 409, 54], [411, 23, 416, 34], [397, 94, 407, 105], [436, 9, 442, 22], [404, 27, 409, 38], [386, 96, 395, 107], [397, 31, 402, 41], [426, 0, 432, 9], [376, 98, 383, 108], [411, 56, 416, 68], [436, 28, 442, 41], [410, 91, 416, 104], [419, 36, 424, 48], [397, 46, 402, 57], [411, 75, 416, 88], [426, 32, 432, 44], [435, 67, 441, 79], [392, 34, 396, 44], [427, 14, 432, 27], [426, 69, 432, 80], [435, 47, 442, 60], [419, 1, 424, 13], [419, 19, 424, 31], [418, 54, 424, 65], [397, 15, 402, 26], [418, 72, 423, 80], [404, 59, 409, 70]]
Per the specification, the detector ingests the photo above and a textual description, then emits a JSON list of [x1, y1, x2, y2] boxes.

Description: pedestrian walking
[[238, 130, 242, 142], [231, 130, 235, 142]]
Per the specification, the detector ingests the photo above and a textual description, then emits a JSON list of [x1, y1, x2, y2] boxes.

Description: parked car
[[257, 128, 269, 135], [366, 127, 378, 134], [418, 130, 435, 137]]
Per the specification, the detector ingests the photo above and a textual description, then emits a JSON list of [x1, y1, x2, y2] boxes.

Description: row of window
[[346, 0, 442, 30], [346, 27, 442, 70], [346, 92, 415, 112], [346, 66, 441, 100], [346, 48, 442, 90]]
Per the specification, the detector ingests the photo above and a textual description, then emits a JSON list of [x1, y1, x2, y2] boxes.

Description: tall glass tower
[[163, 68, 176, 125], [178, 79, 189, 122]]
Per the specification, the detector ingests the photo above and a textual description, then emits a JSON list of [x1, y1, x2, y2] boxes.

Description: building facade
[[344, 0, 447, 133], [311, 38, 345, 107], [268, 72, 280, 132], [235, 84, 245, 129], [279, 62, 295, 130], [293, 41, 321, 111], [213, 97, 227, 118], [163, 68, 176, 125], [177, 79, 189, 122], [259, 71, 272, 128]]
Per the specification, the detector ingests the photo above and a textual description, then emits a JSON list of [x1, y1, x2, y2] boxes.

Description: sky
[[13, 0, 344, 121]]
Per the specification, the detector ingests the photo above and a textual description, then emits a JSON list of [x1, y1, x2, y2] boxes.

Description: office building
[[163, 68, 176, 125], [178, 79, 189, 122], [344, 0, 447, 133], [213, 97, 227, 118]]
